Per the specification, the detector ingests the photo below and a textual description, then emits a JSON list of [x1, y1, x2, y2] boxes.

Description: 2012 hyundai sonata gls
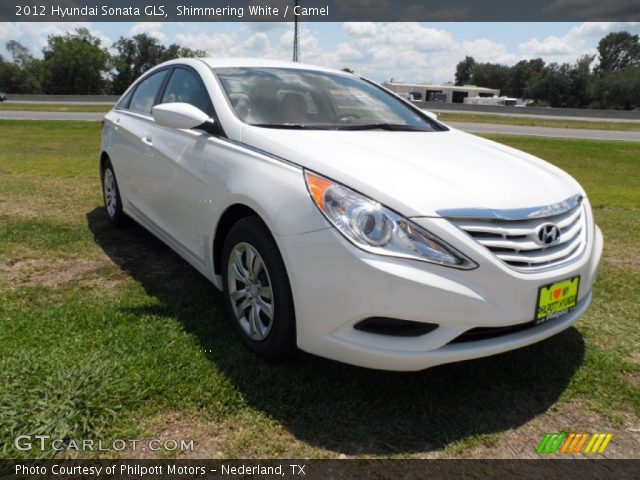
[[100, 58, 603, 371]]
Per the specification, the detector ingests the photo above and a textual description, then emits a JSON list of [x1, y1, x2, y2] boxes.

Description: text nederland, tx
[[15, 464, 306, 476], [23, 4, 330, 19]]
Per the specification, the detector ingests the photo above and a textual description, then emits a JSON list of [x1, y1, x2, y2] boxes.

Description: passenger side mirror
[[152, 103, 213, 130]]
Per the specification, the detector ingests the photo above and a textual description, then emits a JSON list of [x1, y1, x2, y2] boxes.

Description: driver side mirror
[[152, 103, 213, 130]]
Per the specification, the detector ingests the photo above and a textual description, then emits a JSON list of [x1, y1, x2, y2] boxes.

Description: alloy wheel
[[227, 242, 275, 341], [103, 168, 117, 218]]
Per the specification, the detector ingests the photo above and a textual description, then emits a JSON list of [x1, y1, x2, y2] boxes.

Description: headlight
[[305, 171, 477, 269]]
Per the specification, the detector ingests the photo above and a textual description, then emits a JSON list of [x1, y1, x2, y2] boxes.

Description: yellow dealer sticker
[[536, 276, 580, 324]]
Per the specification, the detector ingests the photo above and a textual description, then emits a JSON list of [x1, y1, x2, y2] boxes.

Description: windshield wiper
[[250, 123, 430, 131], [250, 123, 334, 130], [336, 123, 430, 131]]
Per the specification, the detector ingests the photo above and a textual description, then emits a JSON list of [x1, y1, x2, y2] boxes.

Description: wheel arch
[[213, 203, 267, 276], [99, 151, 110, 179]]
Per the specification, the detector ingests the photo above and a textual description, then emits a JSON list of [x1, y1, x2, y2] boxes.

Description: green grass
[[0, 102, 112, 113], [0, 121, 638, 459], [438, 112, 640, 132], [0, 120, 101, 177], [481, 135, 640, 209]]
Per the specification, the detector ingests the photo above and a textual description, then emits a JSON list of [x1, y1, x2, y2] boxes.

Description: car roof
[[198, 57, 345, 75]]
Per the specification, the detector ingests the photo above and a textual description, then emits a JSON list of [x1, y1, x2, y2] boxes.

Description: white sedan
[[100, 58, 603, 371]]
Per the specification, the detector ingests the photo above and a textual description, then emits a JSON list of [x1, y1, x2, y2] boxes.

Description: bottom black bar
[[0, 459, 638, 480]]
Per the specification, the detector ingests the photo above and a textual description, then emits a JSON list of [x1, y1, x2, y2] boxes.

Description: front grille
[[448, 201, 587, 272]]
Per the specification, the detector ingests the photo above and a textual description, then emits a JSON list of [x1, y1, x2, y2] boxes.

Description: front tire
[[101, 158, 128, 227], [222, 216, 297, 362]]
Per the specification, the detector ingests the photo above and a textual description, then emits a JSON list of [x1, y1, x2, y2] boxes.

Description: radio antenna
[[293, 0, 299, 62]]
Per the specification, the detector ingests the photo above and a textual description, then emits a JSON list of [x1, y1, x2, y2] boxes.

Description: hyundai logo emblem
[[536, 223, 561, 246]]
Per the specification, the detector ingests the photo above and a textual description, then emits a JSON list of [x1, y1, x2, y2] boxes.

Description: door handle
[[142, 136, 153, 146]]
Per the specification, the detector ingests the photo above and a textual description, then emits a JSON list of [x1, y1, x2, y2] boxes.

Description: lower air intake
[[354, 318, 438, 337]]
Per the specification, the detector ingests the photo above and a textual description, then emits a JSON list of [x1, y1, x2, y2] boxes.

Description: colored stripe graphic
[[538, 432, 613, 454], [560, 433, 589, 453], [584, 433, 612, 454], [536, 433, 566, 453]]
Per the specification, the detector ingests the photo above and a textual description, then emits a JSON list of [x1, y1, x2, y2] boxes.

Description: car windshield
[[214, 67, 442, 131]]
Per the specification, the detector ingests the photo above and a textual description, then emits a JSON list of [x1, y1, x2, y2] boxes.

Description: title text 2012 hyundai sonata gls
[[100, 58, 603, 371]]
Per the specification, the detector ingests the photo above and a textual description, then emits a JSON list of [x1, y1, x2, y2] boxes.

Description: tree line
[[454, 31, 640, 109], [0, 28, 205, 95], [2, 28, 639, 109]]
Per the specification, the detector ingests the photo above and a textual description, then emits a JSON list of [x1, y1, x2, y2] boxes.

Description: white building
[[382, 82, 500, 104], [464, 96, 518, 106]]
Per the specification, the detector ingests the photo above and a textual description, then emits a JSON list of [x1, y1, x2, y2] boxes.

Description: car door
[[109, 69, 169, 222], [145, 66, 217, 266]]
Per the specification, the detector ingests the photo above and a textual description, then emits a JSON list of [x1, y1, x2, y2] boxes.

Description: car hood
[[240, 126, 584, 217]]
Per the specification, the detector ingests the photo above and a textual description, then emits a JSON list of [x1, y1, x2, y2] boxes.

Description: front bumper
[[276, 216, 603, 371]]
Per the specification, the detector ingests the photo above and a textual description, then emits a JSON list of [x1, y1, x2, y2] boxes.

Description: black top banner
[[3, 0, 640, 22]]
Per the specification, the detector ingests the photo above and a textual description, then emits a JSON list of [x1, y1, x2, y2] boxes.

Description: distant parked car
[[0, 92, 7, 101]]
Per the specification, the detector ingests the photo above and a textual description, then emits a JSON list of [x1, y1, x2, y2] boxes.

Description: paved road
[[4, 100, 113, 105], [0, 111, 106, 121], [416, 101, 640, 121], [1, 110, 639, 141], [4, 100, 640, 123], [448, 121, 640, 142], [430, 109, 640, 123]]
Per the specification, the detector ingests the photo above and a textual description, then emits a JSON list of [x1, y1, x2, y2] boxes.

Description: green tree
[[524, 56, 596, 108], [111, 33, 205, 94], [0, 55, 13, 91], [0, 41, 42, 93], [567, 55, 595, 107], [592, 67, 640, 109], [42, 28, 109, 94], [7, 40, 33, 68], [527, 63, 574, 107], [454, 56, 475, 86], [506, 58, 545, 98], [596, 31, 640, 73], [469, 63, 511, 92]]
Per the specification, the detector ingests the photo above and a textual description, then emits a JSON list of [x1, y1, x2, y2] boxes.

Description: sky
[[1, 22, 639, 83]]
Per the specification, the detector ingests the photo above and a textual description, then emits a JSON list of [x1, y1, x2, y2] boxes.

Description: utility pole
[[293, 0, 299, 62]]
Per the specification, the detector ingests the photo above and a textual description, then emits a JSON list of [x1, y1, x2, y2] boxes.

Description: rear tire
[[101, 158, 128, 227], [222, 216, 297, 362]]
